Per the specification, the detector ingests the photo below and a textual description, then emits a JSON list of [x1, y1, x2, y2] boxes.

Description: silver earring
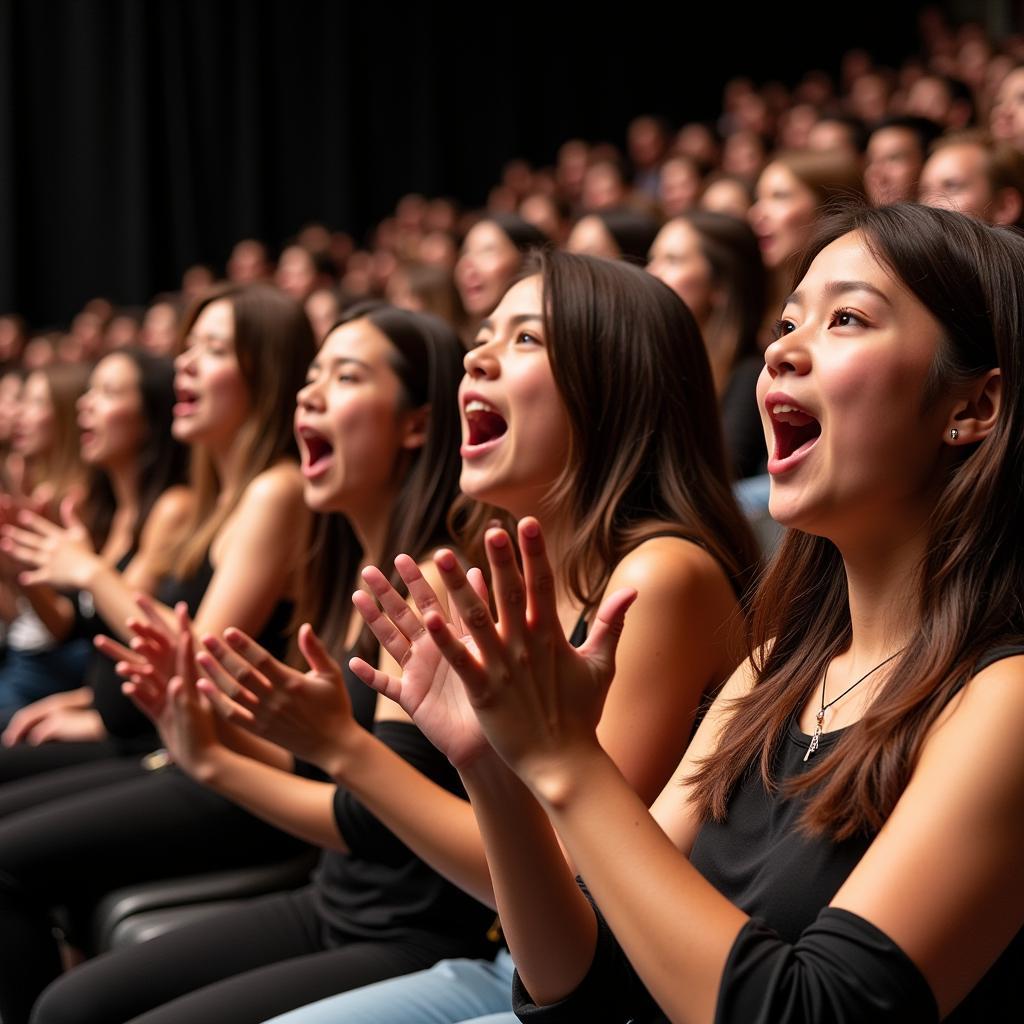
[[949, 427, 959, 441]]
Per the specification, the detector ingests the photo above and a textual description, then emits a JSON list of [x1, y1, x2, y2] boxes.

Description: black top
[[89, 552, 293, 749], [720, 354, 767, 481], [513, 645, 1024, 1023], [311, 658, 496, 954]]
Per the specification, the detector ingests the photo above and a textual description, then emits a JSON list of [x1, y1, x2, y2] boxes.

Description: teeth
[[465, 399, 498, 414], [773, 404, 800, 414]]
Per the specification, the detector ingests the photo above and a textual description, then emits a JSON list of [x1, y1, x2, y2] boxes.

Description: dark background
[[0, 0, 971, 326]]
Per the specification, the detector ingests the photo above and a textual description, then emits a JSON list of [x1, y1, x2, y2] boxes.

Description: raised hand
[[95, 596, 185, 700], [193, 623, 360, 769], [0, 495, 99, 589], [348, 556, 493, 769], [121, 603, 222, 780], [421, 518, 636, 784]]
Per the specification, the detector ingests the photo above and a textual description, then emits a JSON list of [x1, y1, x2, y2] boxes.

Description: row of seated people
[[0, 197, 1018, 1023]]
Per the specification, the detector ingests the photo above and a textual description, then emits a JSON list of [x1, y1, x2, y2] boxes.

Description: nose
[[174, 346, 197, 373], [463, 342, 499, 380], [763, 325, 811, 379], [296, 377, 325, 412]]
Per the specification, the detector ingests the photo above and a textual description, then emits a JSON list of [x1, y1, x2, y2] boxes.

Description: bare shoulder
[[144, 485, 194, 533], [238, 461, 305, 514], [607, 534, 732, 602]]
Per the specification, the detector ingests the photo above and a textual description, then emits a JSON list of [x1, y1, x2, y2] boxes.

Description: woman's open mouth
[[461, 398, 508, 459], [767, 398, 821, 475], [297, 427, 335, 480], [173, 386, 199, 418]]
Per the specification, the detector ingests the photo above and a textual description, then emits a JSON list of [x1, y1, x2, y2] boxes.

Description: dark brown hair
[[295, 302, 464, 658], [159, 283, 317, 578], [688, 204, 1024, 839], [456, 250, 760, 613]]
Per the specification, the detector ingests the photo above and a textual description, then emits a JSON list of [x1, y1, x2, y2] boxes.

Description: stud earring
[[949, 427, 959, 441]]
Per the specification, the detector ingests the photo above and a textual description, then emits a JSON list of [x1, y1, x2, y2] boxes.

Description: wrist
[[320, 719, 371, 781], [187, 745, 239, 789], [519, 741, 611, 812], [76, 552, 104, 592]]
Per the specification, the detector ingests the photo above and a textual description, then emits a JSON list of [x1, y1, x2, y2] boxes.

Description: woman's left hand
[[423, 517, 637, 786], [0, 497, 99, 590]]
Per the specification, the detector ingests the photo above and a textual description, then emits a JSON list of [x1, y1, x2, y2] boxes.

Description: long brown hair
[[294, 303, 464, 659], [159, 283, 317, 578], [26, 363, 89, 499], [689, 204, 1024, 840], [456, 250, 760, 613]]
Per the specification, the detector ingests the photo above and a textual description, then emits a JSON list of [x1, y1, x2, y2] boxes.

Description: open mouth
[[173, 386, 199, 417], [464, 399, 508, 448], [768, 401, 821, 468], [297, 427, 334, 479]]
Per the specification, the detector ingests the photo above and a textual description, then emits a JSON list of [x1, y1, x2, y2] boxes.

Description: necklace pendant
[[803, 713, 824, 763]]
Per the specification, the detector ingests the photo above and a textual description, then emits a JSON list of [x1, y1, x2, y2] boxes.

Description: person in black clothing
[[379, 205, 1024, 1022], [27, 304, 496, 1024]]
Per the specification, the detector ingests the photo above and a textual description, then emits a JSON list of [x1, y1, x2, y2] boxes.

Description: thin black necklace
[[803, 650, 903, 762]]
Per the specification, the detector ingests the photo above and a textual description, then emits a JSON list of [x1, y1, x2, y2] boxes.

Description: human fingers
[[195, 638, 266, 708], [347, 657, 404, 706], [518, 517, 559, 629], [195, 678, 257, 727], [484, 528, 526, 641], [393, 554, 448, 623], [14, 508, 58, 535], [578, 586, 639, 678], [421, 610, 489, 698], [295, 623, 340, 678], [221, 627, 294, 689], [93, 634, 146, 665], [351, 589, 411, 667], [359, 565, 428, 645], [432, 549, 503, 661], [1, 524, 47, 552]]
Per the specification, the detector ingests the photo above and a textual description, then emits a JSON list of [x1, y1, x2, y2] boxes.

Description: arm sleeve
[[512, 899, 938, 1024], [331, 721, 468, 865]]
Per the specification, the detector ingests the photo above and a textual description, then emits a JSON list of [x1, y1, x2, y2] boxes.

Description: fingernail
[[489, 531, 509, 548], [436, 550, 456, 571], [521, 520, 540, 538]]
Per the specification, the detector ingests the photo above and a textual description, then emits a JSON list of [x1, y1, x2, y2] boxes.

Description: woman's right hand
[[348, 556, 493, 769]]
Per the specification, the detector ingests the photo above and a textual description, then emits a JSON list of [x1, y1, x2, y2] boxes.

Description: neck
[[208, 436, 247, 498], [837, 526, 926, 668], [346, 485, 400, 571], [106, 461, 140, 518]]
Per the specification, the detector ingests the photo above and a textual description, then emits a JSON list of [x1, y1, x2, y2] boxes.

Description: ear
[[947, 368, 1002, 446], [399, 403, 431, 451], [990, 187, 1023, 228]]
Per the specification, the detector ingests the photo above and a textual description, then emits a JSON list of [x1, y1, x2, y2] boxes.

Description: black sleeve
[[332, 721, 467, 866], [512, 902, 937, 1024], [720, 357, 767, 481]]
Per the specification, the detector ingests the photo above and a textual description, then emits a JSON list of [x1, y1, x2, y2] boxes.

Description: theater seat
[[91, 851, 319, 951]]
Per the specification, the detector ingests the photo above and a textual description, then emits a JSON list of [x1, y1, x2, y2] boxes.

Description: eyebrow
[[311, 356, 372, 371], [784, 280, 892, 308], [477, 312, 544, 333]]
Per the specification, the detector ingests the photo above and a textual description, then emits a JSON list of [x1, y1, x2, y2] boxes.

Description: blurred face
[[141, 303, 178, 357], [647, 221, 714, 324], [12, 373, 55, 458], [919, 144, 993, 220], [700, 179, 752, 220], [295, 320, 420, 514], [581, 162, 625, 210], [275, 246, 317, 302], [565, 216, 620, 259], [459, 275, 571, 515], [806, 121, 858, 160], [659, 158, 702, 217], [749, 163, 817, 269], [758, 232, 951, 540], [0, 373, 22, 445], [991, 67, 1024, 148], [864, 127, 923, 205], [305, 289, 340, 343], [77, 354, 145, 469], [172, 299, 250, 447], [454, 222, 521, 317]]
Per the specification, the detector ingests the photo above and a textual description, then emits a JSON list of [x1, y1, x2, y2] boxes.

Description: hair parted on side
[[296, 302, 465, 659], [688, 204, 1024, 840], [158, 282, 317, 579], [455, 249, 761, 614]]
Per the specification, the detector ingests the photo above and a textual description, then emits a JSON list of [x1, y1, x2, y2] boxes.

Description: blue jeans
[[0, 640, 90, 723], [260, 950, 517, 1024]]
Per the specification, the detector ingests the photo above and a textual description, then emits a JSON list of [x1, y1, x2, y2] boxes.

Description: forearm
[[217, 723, 296, 773], [460, 752, 599, 1004], [528, 745, 747, 1024], [324, 728, 495, 907], [199, 748, 346, 851], [85, 559, 175, 642]]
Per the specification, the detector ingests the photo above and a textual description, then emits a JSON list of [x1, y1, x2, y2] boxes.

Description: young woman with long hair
[[0, 284, 313, 780], [0, 349, 187, 727], [196, 251, 761, 1024], [0, 283, 318, 1024], [385, 205, 1024, 1022], [647, 210, 768, 479], [25, 303, 496, 1024]]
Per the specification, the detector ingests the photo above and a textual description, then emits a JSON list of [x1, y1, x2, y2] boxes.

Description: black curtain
[[0, 0, 931, 328]]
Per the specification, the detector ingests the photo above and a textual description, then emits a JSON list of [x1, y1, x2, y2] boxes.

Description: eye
[[771, 318, 796, 341], [515, 330, 542, 346], [829, 307, 865, 329]]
